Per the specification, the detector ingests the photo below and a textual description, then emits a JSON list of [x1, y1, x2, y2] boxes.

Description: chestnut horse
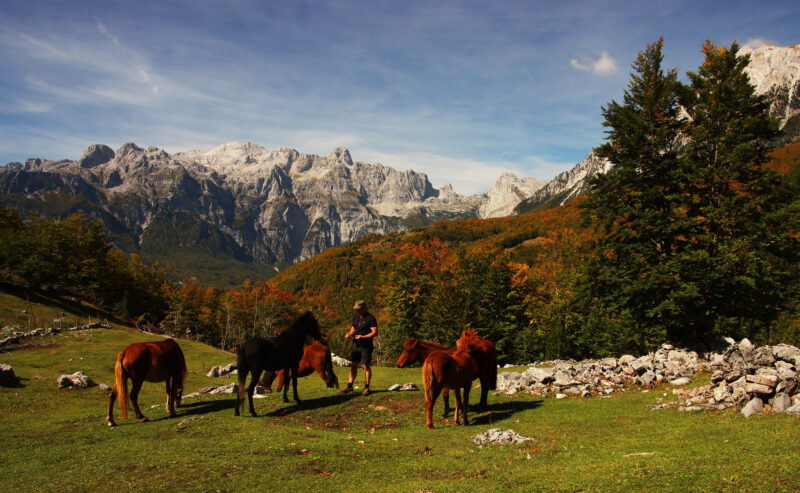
[[422, 330, 483, 429], [235, 311, 323, 416], [260, 342, 339, 392], [398, 332, 497, 417], [106, 338, 186, 427]]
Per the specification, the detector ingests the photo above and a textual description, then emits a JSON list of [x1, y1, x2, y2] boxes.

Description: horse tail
[[422, 358, 434, 402], [324, 348, 338, 388], [115, 349, 129, 420]]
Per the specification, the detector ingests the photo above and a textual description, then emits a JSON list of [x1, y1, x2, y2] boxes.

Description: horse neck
[[420, 340, 449, 352]]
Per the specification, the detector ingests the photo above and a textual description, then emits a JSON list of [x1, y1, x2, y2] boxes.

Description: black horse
[[234, 311, 323, 416]]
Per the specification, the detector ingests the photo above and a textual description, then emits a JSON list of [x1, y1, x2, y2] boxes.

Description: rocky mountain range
[[0, 141, 544, 274]]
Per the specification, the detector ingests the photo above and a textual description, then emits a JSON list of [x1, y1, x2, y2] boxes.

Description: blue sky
[[1, 1, 799, 194]]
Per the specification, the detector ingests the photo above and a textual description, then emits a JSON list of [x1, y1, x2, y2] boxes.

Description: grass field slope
[[2, 317, 800, 491]]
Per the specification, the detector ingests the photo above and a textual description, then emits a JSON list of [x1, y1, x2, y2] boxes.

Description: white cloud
[[570, 51, 619, 75], [742, 37, 774, 50]]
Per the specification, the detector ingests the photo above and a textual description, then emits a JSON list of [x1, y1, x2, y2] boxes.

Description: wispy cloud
[[742, 37, 775, 50], [570, 51, 619, 75]]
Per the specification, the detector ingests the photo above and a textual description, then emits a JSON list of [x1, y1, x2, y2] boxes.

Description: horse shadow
[[466, 399, 544, 426], [263, 391, 364, 417], [178, 398, 235, 416]]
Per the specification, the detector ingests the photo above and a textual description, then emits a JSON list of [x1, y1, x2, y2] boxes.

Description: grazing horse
[[398, 333, 497, 417], [422, 331, 483, 429], [235, 311, 323, 417], [260, 342, 339, 392], [106, 339, 186, 427]]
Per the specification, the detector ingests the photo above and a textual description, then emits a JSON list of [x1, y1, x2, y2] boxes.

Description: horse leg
[[165, 377, 177, 418], [292, 365, 301, 405], [106, 385, 118, 427], [425, 383, 441, 430], [235, 373, 246, 416], [130, 377, 147, 422], [479, 375, 489, 410], [442, 387, 451, 418], [453, 387, 464, 426], [462, 385, 471, 425], [248, 369, 261, 417]]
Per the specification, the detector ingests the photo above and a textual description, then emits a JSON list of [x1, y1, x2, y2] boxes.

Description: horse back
[[122, 339, 185, 383]]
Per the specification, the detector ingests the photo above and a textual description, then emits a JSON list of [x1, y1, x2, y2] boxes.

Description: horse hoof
[[140, 417, 149, 423], [107, 421, 116, 428]]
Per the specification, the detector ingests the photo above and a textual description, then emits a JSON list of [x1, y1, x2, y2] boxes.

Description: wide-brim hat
[[353, 299, 366, 310]]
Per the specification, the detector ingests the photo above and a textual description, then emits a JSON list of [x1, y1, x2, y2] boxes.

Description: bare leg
[[364, 364, 371, 387]]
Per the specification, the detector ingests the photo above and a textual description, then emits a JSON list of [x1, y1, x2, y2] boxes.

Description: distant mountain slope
[[0, 142, 545, 285]]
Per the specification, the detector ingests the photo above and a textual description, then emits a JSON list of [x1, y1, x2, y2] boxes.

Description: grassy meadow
[[2, 305, 800, 491]]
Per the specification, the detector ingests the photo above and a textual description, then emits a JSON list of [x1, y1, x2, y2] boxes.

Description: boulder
[[0, 363, 16, 386], [785, 403, 800, 416], [745, 383, 773, 397], [746, 374, 778, 388], [741, 397, 764, 418], [772, 344, 800, 363], [618, 355, 636, 365], [771, 393, 792, 414], [57, 371, 95, 389]]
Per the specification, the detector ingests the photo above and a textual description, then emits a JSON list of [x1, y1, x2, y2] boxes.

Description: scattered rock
[[0, 363, 16, 386], [388, 382, 418, 391], [207, 362, 237, 378], [331, 354, 352, 367], [473, 428, 532, 446], [99, 383, 111, 392], [669, 377, 691, 386], [57, 371, 95, 389]]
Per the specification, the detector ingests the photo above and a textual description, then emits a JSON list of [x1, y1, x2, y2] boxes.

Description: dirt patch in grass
[[269, 395, 425, 431], [2, 341, 62, 353]]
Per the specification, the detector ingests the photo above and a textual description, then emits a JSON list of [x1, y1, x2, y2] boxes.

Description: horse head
[[397, 338, 419, 367], [456, 331, 479, 352], [298, 311, 323, 341]]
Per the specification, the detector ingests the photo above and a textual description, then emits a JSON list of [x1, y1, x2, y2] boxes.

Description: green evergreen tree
[[678, 41, 798, 342], [581, 38, 687, 349]]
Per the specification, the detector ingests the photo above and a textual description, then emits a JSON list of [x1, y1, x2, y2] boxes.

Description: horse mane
[[419, 339, 449, 350]]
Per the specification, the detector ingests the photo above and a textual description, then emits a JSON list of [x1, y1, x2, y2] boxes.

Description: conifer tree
[[581, 38, 686, 349]]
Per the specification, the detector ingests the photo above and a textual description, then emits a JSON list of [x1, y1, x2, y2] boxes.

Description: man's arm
[[344, 326, 355, 338], [355, 324, 378, 340]]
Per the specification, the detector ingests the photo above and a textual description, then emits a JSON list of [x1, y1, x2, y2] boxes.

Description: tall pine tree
[[581, 38, 687, 350], [678, 41, 798, 342]]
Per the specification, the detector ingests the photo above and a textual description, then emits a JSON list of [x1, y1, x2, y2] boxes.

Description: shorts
[[350, 345, 373, 365]]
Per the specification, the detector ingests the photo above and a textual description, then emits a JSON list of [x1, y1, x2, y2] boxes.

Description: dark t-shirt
[[352, 311, 378, 348]]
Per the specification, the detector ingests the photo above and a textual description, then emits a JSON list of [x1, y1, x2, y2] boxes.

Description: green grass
[[2, 325, 800, 492]]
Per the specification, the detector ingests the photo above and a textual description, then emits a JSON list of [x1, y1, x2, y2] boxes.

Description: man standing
[[340, 299, 378, 395]]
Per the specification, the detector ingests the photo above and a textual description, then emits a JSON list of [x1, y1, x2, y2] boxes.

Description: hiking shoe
[[361, 388, 370, 396], [340, 387, 353, 394]]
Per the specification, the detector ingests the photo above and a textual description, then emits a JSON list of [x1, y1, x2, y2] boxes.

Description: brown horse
[[260, 342, 339, 392], [398, 333, 497, 417], [422, 330, 483, 429], [106, 338, 187, 427]]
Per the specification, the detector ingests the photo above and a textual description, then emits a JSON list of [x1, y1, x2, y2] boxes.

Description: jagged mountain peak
[[327, 147, 353, 166], [741, 43, 800, 128]]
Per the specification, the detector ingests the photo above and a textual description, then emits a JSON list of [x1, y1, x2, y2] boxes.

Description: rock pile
[[497, 344, 704, 398], [473, 428, 532, 446], [57, 370, 96, 389], [0, 363, 16, 386], [207, 363, 237, 378], [672, 339, 800, 417], [0, 323, 109, 348]]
